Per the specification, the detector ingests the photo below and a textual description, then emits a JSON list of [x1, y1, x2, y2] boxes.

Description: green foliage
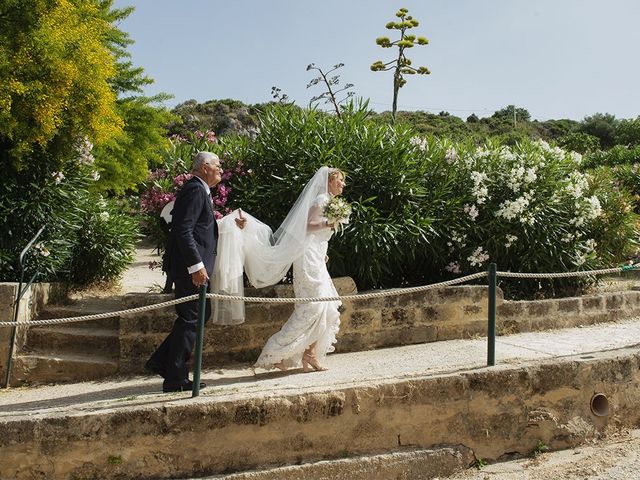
[[534, 441, 549, 455], [371, 7, 430, 120], [558, 132, 600, 154], [492, 105, 532, 122], [0, 0, 122, 169], [615, 117, 640, 146], [91, 2, 175, 194], [584, 144, 640, 168], [0, 148, 138, 285], [580, 113, 619, 149], [107, 455, 123, 465], [67, 196, 139, 284], [221, 103, 636, 297], [168, 99, 259, 137]]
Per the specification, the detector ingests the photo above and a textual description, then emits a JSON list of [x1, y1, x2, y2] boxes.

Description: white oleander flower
[[505, 234, 518, 248], [445, 261, 461, 273], [496, 193, 531, 221], [470, 171, 489, 204], [584, 239, 597, 252], [569, 151, 583, 165], [445, 147, 458, 163], [52, 172, 65, 184], [467, 246, 489, 267], [409, 136, 427, 151], [99, 211, 110, 222], [91, 171, 100, 181], [464, 203, 479, 221], [35, 242, 50, 257]]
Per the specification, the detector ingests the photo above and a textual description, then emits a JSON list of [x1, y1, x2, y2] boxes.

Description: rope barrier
[[0, 272, 486, 328], [1, 265, 636, 328], [496, 266, 628, 279]]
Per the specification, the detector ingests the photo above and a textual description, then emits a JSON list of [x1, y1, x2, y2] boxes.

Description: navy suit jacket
[[169, 177, 218, 278]]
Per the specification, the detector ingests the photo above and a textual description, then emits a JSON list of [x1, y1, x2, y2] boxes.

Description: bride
[[213, 166, 347, 372]]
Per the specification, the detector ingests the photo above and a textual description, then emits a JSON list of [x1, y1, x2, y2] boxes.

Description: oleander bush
[[220, 102, 637, 298], [0, 142, 139, 285]]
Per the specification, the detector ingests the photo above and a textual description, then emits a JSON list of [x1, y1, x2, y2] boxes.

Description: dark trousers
[[149, 270, 211, 385]]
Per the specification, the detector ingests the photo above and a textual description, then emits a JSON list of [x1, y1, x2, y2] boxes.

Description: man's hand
[[235, 209, 247, 230], [191, 267, 209, 287]]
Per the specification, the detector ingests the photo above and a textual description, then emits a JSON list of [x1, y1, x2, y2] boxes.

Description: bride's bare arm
[[306, 204, 332, 232]]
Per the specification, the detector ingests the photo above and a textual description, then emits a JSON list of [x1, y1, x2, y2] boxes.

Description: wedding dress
[[254, 192, 341, 369], [213, 167, 342, 369]]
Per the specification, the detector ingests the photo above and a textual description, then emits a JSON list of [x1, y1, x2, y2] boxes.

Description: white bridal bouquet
[[323, 196, 352, 232]]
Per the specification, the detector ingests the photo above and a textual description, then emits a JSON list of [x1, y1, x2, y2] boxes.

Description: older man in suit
[[145, 151, 244, 392]]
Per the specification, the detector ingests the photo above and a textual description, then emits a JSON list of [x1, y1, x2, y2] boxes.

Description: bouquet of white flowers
[[323, 196, 352, 232]]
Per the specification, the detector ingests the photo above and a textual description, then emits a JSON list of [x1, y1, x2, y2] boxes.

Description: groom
[[145, 151, 244, 392]]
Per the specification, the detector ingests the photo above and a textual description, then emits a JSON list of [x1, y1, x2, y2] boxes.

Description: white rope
[[497, 267, 626, 279], [2, 265, 636, 328], [0, 272, 486, 328]]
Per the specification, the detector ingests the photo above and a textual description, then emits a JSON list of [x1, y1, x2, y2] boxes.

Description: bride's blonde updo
[[328, 168, 346, 181]]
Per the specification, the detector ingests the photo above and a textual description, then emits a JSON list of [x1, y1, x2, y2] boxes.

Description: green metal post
[[192, 284, 208, 398], [487, 263, 497, 366]]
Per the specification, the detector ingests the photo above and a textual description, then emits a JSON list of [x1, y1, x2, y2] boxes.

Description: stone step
[[36, 305, 121, 330], [199, 445, 475, 480], [24, 326, 119, 356], [10, 352, 118, 386]]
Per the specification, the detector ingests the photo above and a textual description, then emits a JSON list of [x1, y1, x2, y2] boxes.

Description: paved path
[[2, 317, 639, 421]]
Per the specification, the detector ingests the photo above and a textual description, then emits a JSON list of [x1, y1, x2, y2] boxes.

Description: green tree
[[0, 0, 122, 170], [492, 105, 531, 124], [371, 7, 430, 121], [616, 117, 640, 146], [580, 113, 618, 149], [91, 1, 174, 194]]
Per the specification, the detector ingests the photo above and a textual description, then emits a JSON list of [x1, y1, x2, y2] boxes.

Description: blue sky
[[113, 0, 640, 121]]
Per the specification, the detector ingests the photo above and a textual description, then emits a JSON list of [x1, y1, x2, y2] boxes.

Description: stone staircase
[[11, 298, 122, 385], [10, 280, 640, 387]]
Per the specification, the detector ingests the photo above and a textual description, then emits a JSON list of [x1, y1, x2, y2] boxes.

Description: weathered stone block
[[606, 294, 625, 310], [557, 298, 581, 313], [381, 307, 415, 328], [497, 301, 526, 318], [527, 300, 555, 317], [347, 310, 377, 330], [582, 296, 604, 312]]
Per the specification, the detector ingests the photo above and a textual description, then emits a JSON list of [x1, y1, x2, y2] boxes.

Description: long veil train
[[211, 167, 331, 324]]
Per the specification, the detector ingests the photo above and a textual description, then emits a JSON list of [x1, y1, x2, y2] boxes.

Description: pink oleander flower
[[140, 187, 176, 213], [149, 169, 168, 180], [206, 130, 217, 143], [173, 173, 193, 189], [194, 130, 205, 139], [214, 211, 223, 220]]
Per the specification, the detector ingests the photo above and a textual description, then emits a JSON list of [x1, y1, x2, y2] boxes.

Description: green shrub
[[67, 196, 139, 284], [221, 103, 637, 298], [584, 144, 640, 168], [0, 143, 139, 285]]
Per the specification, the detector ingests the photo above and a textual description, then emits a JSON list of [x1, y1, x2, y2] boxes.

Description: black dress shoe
[[162, 380, 206, 393], [144, 359, 166, 378]]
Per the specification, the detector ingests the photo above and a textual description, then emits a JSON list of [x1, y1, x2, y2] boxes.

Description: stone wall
[[0, 282, 66, 384], [119, 279, 640, 374], [2, 348, 639, 479]]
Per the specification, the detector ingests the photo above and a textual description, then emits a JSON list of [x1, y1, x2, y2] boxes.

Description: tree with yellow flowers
[[0, 0, 123, 170]]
